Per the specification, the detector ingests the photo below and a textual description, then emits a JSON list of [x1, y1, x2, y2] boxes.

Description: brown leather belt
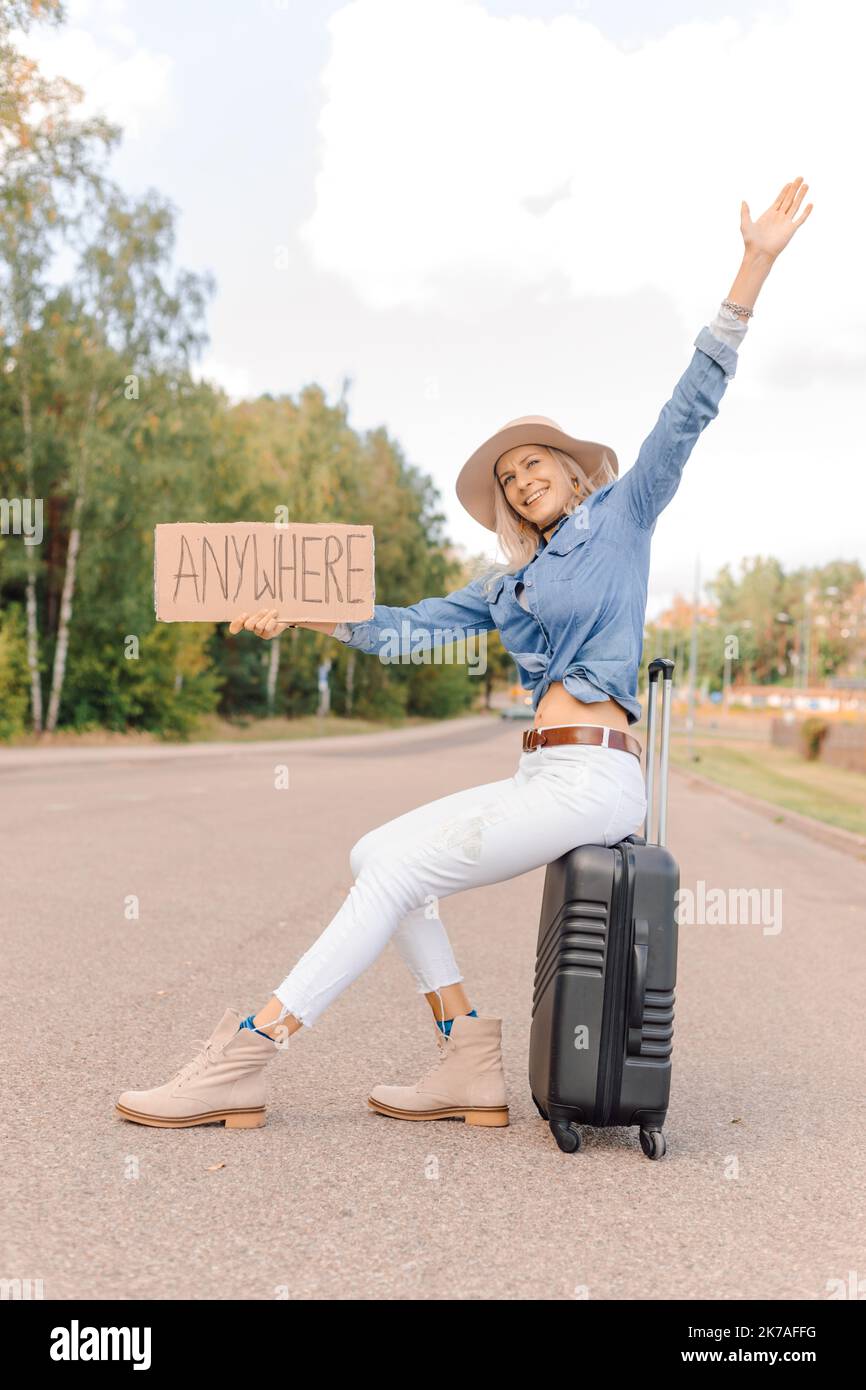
[[522, 723, 642, 760]]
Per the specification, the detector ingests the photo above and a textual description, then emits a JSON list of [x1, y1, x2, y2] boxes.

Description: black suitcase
[[528, 657, 679, 1160]]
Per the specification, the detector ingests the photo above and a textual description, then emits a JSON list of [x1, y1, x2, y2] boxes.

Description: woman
[[115, 178, 812, 1131]]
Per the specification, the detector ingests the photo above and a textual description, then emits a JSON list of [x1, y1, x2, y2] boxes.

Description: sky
[[18, 0, 864, 619]]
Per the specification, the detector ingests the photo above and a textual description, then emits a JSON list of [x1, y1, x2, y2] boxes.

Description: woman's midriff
[[534, 680, 632, 735]]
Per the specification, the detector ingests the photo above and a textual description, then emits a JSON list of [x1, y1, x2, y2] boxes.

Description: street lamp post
[[686, 554, 700, 762], [775, 611, 791, 685]]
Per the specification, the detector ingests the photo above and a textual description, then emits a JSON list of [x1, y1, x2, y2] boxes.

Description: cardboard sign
[[154, 522, 375, 623]]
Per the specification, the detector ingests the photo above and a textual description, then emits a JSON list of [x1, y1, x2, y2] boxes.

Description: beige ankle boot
[[367, 1014, 509, 1126], [115, 1007, 280, 1129]]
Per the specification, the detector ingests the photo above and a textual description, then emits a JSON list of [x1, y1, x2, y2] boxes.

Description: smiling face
[[493, 443, 576, 534]]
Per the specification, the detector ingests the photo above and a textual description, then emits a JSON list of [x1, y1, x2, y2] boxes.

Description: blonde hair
[[479, 445, 617, 596]]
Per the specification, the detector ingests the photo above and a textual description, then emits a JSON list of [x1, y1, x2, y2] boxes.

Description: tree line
[[646, 557, 866, 695], [0, 0, 495, 739]]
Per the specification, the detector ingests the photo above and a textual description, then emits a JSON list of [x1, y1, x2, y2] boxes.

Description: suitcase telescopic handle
[[643, 657, 675, 847]]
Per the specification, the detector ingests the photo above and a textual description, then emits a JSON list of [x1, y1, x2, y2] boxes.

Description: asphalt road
[[2, 715, 864, 1301]]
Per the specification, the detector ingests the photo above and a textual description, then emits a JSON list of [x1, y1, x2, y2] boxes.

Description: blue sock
[[238, 1013, 275, 1040], [436, 1008, 477, 1036]]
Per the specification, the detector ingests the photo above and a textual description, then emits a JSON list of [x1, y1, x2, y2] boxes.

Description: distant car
[[500, 695, 534, 720]]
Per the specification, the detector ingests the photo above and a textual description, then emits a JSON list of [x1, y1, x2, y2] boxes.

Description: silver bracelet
[[721, 299, 754, 319]]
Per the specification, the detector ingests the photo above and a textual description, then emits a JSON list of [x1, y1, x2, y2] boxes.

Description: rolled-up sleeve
[[331, 576, 498, 657], [706, 302, 750, 356], [613, 328, 738, 531], [693, 324, 739, 382]]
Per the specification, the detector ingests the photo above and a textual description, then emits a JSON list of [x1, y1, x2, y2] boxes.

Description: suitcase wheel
[[639, 1127, 666, 1161], [550, 1119, 582, 1154], [531, 1093, 549, 1122]]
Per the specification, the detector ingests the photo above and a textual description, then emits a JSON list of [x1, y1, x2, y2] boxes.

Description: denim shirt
[[333, 320, 742, 726]]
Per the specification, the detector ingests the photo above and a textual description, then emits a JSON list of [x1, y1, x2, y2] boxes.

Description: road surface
[[1, 715, 863, 1300]]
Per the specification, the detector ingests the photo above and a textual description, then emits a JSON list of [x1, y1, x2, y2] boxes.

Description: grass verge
[[4, 711, 469, 749], [668, 736, 866, 837]]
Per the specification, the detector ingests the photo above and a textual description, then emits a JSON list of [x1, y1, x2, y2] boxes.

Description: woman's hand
[[229, 607, 283, 640], [228, 609, 339, 638], [740, 175, 813, 261]]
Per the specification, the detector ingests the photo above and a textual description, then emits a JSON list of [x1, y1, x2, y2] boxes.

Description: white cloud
[[295, 0, 863, 596], [299, 0, 857, 352], [195, 358, 254, 406]]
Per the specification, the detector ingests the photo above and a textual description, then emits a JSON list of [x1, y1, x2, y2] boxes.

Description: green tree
[[0, 598, 28, 737], [0, 0, 119, 728], [41, 188, 214, 730]]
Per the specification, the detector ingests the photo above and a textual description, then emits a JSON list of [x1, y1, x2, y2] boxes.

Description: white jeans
[[272, 736, 648, 1029]]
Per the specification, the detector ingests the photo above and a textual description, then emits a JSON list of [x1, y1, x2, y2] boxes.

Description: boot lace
[[417, 987, 456, 1085], [172, 1012, 281, 1087], [417, 1031, 454, 1090], [172, 1038, 217, 1088]]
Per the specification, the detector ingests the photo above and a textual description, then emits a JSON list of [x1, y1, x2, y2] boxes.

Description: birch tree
[[44, 188, 213, 729], [0, 0, 118, 728]]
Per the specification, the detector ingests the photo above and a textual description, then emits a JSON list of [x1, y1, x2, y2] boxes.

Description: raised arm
[[613, 310, 747, 531], [614, 176, 812, 531]]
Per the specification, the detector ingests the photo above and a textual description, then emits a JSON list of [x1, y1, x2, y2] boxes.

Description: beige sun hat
[[456, 414, 619, 532]]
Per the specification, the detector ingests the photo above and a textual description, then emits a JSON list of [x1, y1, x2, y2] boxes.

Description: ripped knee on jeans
[[406, 799, 511, 867]]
